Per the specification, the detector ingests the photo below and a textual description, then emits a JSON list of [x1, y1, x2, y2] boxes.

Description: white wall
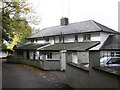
[[78, 34, 83, 42], [36, 40, 45, 44], [49, 37, 54, 44], [70, 51, 89, 64], [90, 32, 114, 50], [46, 52, 60, 60], [100, 32, 113, 44], [52, 52, 60, 60], [78, 51, 89, 64], [55, 33, 100, 43], [29, 51, 33, 59], [35, 51, 39, 60], [91, 32, 100, 41], [64, 35, 75, 43], [26, 32, 101, 44], [72, 52, 78, 64]]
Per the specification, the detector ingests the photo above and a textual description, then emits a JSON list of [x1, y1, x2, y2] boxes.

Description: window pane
[[111, 52, 114, 56], [46, 38, 49, 42], [75, 35, 78, 41], [83, 34, 86, 40], [59, 37, 61, 42], [47, 52, 52, 59], [87, 34, 91, 40]]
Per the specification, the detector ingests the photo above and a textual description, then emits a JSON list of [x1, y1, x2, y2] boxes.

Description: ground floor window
[[17, 51, 23, 56], [111, 52, 120, 57], [116, 52, 120, 57], [47, 52, 52, 59], [111, 52, 114, 57]]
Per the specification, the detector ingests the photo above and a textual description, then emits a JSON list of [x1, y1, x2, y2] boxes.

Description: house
[[100, 34, 120, 57], [13, 17, 120, 70]]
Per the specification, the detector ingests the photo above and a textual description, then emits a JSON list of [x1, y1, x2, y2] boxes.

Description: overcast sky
[[28, 0, 119, 31]]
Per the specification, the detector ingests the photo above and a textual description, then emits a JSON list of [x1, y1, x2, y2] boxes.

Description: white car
[[100, 56, 120, 66]]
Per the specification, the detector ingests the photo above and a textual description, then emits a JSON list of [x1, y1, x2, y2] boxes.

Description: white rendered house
[[14, 18, 120, 70]]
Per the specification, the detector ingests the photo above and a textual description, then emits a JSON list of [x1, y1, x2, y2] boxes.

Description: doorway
[[26, 51, 29, 59], [33, 52, 36, 60]]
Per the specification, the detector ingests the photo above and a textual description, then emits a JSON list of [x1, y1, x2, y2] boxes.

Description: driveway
[[2, 63, 71, 88]]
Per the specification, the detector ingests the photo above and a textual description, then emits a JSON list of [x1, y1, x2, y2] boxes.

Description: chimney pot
[[60, 17, 69, 26]]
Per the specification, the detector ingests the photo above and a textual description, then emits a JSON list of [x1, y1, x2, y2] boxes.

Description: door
[[60, 50, 66, 71], [33, 52, 36, 60], [26, 51, 29, 59], [72, 53, 78, 64]]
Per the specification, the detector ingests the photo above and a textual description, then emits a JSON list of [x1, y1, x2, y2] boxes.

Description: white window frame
[[83, 34, 91, 41]]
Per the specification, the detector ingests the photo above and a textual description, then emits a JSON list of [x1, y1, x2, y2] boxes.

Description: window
[[111, 52, 114, 57], [17, 51, 23, 56], [75, 35, 78, 42], [59, 36, 64, 43], [31, 39, 34, 43], [83, 34, 91, 41], [116, 52, 120, 57], [35, 38, 37, 42], [47, 52, 52, 59], [45, 38, 49, 42], [59, 37, 62, 43], [111, 52, 120, 57]]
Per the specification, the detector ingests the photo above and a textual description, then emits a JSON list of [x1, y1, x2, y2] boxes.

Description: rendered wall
[[7, 58, 61, 70]]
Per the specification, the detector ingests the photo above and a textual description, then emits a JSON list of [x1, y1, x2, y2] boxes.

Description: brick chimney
[[60, 17, 69, 26]]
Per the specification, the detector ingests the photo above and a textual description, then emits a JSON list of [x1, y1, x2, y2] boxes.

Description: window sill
[[67, 62, 89, 72]]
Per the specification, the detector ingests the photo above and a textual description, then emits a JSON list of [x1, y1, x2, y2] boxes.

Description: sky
[[28, 0, 119, 31]]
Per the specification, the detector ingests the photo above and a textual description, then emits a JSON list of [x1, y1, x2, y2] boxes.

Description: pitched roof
[[38, 41, 100, 51], [27, 20, 119, 39], [100, 35, 120, 50], [14, 43, 49, 50]]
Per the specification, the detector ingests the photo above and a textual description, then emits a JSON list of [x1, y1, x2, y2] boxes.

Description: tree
[[1, 0, 38, 50]]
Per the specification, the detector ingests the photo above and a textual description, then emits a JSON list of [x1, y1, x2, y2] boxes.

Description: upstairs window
[[31, 39, 34, 43], [59, 37, 62, 43], [83, 34, 91, 41], [75, 35, 78, 42], [35, 38, 37, 42], [59, 36, 64, 43], [45, 38, 49, 42]]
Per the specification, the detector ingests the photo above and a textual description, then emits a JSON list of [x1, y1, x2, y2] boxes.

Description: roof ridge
[[92, 20, 119, 33], [91, 20, 102, 30]]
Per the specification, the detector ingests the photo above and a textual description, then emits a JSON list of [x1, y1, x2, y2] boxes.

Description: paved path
[[2, 63, 70, 88]]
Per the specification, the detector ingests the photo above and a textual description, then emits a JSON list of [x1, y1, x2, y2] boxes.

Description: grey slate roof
[[14, 43, 49, 50], [27, 20, 119, 39], [100, 35, 120, 50], [38, 41, 100, 51]]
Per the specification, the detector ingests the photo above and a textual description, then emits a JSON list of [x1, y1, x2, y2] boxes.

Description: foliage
[[2, 43, 7, 50], [1, 0, 37, 50]]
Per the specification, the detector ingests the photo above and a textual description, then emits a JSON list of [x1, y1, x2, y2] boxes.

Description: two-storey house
[[13, 17, 120, 70]]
